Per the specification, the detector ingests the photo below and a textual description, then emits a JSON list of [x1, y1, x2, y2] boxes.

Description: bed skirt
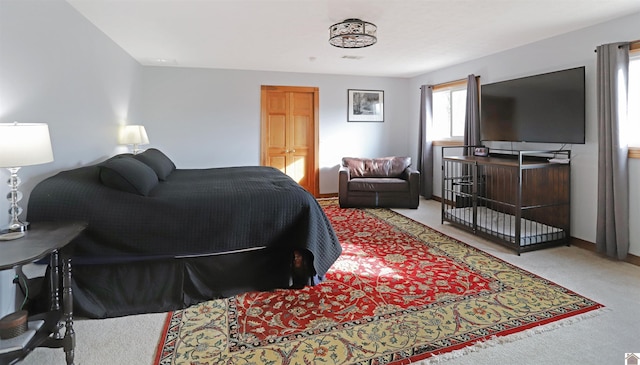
[[35, 248, 313, 319]]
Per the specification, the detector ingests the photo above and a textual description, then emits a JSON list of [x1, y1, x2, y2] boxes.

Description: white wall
[[409, 11, 640, 255], [0, 0, 142, 315], [138, 67, 410, 194]]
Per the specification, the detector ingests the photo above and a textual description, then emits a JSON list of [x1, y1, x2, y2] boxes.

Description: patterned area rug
[[154, 199, 603, 365]]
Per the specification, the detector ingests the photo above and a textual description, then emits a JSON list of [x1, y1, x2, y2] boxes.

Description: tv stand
[[441, 146, 571, 255]]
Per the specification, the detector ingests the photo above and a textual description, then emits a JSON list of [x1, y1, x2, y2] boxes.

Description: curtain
[[596, 42, 630, 260], [418, 85, 433, 198], [463, 74, 481, 148], [461, 74, 480, 184]]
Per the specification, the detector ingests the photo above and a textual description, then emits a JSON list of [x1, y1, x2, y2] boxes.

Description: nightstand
[[0, 221, 86, 365]]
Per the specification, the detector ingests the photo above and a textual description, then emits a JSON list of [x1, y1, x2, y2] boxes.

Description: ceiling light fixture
[[329, 18, 377, 49]]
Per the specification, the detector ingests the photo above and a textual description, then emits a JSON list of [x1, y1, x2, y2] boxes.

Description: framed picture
[[348, 89, 384, 122]]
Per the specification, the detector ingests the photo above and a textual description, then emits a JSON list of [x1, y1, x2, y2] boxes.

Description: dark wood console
[[441, 147, 571, 254]]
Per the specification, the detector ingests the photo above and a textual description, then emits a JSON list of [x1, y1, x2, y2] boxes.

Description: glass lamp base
[[0, 231, 25, 241], [6, 221, 29, 232]]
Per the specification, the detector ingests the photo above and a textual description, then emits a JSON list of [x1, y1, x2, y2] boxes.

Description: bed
[[26, 149, 342, 318]]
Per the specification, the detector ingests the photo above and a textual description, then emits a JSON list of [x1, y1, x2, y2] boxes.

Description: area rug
[[154, 199, 603, 365]]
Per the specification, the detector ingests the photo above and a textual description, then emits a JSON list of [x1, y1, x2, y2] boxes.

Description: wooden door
[[261, 85, 319, 196]]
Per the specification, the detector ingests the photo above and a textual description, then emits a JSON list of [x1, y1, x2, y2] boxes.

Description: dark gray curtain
[[596, 42, 630, 260], [463, 74, 481, 147], [418, 85, 433, 198]]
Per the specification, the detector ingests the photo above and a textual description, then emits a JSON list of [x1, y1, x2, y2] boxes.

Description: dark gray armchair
[[338, 156, 420, 209]]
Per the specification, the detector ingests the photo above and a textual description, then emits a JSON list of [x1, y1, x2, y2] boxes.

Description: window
[[629, 51, 639, 146], [432, 80, 467, 140], [629, 42, 640, 157]]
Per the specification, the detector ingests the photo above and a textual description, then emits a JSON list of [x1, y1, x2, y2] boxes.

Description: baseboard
[[317, 193, 338, 199], [570, 237, 640, 267], [569, 237, 595, 251]]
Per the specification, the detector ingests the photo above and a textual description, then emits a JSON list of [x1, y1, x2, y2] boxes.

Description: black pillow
[[99, 156, 159, 196], [133, 148, 176, 180]]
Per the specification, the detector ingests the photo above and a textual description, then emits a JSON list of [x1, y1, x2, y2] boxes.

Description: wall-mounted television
[[480, 66, 585, 144]]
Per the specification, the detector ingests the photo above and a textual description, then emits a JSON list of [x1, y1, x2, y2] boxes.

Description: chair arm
[[401, 167, 419, 180], [404, 167, 421, 206], [339, 164, 351, 180], [339, 165, 351, 205]]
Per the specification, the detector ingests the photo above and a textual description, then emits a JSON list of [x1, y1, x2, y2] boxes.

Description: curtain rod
[[594, 40, 639, 52], [422, 75, 480, 90]]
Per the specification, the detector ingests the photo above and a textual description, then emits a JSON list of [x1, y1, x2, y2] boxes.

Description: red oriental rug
[[154, 199, 603, 365]]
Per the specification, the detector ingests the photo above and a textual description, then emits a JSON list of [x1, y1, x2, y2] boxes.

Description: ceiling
[[67, 0, 640, 78]]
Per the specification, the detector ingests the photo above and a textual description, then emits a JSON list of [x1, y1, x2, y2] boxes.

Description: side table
[[0, 221, 86, 365]]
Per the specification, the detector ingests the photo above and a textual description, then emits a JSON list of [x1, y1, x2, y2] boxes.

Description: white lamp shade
[[0, 123, 54, 167], [118, 125, 149, 145]]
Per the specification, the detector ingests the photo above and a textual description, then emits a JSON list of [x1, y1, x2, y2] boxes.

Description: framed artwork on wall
[[348, 89, 384, 122]]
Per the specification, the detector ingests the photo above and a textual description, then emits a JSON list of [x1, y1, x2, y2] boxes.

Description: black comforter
[[27, 159, 341, 318]]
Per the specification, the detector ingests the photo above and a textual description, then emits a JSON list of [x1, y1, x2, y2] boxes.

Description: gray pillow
[[133, 148, 176, 180], [99, 156, 159, 196]]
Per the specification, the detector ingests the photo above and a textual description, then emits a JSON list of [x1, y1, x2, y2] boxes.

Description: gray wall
[[137, 67, 410, 194], [0, 0, 142, 316], [0, 0, 143, 225], [408, 11, 640, 256]]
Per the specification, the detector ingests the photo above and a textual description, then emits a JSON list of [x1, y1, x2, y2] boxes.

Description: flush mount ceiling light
[[329, 18, 377, 48]]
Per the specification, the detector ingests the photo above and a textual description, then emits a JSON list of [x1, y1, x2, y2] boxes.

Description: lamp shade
[[118, 125, 149, 145], [0, 123, 54, 168]]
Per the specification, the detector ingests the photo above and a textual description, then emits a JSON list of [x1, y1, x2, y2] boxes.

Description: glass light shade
[[0, 123, 54, 168], [118, 125, 150, 145], [329, 18, 377, 48]]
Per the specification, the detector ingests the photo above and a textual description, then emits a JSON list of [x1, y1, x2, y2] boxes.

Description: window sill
[[432, 140, 464, 147]]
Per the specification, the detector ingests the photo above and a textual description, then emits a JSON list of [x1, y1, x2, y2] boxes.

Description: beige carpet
[[24, 198, 640, 365]]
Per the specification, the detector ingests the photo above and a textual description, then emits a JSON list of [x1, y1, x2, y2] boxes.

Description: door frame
[[260, 85, 320, 197]]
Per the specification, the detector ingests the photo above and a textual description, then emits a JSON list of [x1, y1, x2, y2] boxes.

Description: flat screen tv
[[480, 66, 585, 144]]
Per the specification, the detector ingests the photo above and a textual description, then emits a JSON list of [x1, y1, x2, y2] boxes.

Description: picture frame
[[347, 89, 384, 122]]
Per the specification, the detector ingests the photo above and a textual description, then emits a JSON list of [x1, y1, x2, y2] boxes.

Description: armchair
[[339, 156, 420, 209]]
